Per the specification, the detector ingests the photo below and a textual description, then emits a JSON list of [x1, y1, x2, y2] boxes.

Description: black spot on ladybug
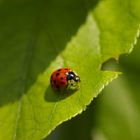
[[65, 68, 68, 70], [60, 77, 64, 80], [56, 73, 60, 76], [57, 69, 61, 71]]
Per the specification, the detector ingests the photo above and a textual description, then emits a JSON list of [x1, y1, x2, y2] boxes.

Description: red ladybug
[[50, 68, 80, 91]]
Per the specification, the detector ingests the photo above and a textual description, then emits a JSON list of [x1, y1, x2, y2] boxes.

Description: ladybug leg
[[67, 91, 70, 96]]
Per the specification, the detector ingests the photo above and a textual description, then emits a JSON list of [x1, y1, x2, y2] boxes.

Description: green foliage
[[93, 38, 140, 140], [46, 39, 140, 140], [0, 0, 139, 139]]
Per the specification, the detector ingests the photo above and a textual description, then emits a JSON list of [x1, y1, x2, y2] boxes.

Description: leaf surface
[[0, 0, 139, 139]]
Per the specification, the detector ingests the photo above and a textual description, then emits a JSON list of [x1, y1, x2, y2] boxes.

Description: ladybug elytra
[[50, 68, 80, 91]]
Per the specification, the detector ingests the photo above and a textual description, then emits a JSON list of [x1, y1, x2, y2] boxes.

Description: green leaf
[[0, 0, 139, 139], [91, 39, 140, 140], [46, 38, 140, 140]]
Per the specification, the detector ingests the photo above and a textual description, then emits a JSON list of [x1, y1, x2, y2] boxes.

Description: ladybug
[[50, 68, 80, 91]]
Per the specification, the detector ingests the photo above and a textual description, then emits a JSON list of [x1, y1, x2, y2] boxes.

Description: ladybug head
[[67, 71, 80, 82], [66, 71, 80, 90]]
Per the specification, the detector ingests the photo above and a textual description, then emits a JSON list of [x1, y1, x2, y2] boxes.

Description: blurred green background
[[46, 38, 140, 140]]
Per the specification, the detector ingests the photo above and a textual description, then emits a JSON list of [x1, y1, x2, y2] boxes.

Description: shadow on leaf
[[44, 85, 77, 102]]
